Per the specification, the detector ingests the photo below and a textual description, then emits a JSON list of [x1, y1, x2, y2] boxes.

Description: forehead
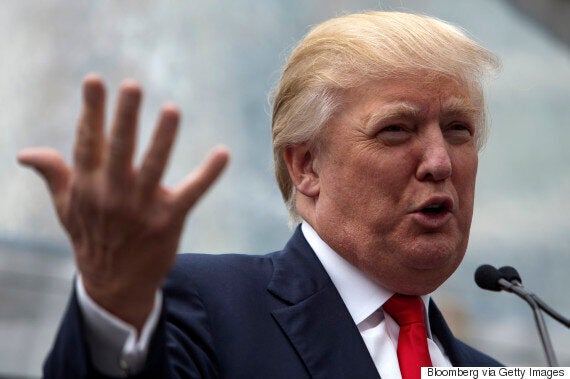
[[346, 77, 477, 115]]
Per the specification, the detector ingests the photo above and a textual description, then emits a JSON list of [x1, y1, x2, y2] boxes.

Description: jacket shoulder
[[170, 252, 276, 283]]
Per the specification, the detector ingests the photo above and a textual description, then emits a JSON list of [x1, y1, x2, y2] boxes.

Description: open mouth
[[416, 197, 453, 217], [412, 197, 453, 227], [421, 204, 447, 215]]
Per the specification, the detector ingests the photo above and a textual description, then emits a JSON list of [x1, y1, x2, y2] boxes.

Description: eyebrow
[[441, 97, 481, 122], [362, 102, 422, 132], [362, 97, 481, 132]]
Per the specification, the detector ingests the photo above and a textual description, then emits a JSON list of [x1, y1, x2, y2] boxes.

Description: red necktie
[[383, 294, 433, 379]]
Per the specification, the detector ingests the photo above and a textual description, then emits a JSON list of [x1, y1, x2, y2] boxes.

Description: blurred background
[[1, 0, 568, 377]]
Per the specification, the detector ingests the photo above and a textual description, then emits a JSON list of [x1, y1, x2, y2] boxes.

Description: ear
[[283, 144, 320, 198]]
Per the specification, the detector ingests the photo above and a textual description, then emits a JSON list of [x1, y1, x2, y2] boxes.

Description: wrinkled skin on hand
[[18, 74, 230, 330]]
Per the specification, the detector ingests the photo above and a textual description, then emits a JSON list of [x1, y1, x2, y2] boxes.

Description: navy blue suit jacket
[[44, 226, 501, 378]]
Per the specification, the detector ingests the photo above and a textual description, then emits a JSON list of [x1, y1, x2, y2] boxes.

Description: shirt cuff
[[76, 275, 162, 377]]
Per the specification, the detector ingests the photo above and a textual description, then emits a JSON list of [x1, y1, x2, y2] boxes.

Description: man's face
[[310, 77, 479, 295]]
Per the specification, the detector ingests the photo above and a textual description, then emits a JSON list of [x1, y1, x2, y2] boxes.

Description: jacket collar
[[267, 226, 380, 378]]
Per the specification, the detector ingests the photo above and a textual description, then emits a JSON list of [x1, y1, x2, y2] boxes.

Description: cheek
[[461, 155, 478, 197], [452, 147, 478, 185], [454, 153, 478, 221]]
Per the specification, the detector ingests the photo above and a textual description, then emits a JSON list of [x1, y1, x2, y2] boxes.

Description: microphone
[[474, 264, 559, 366], [474, 264, 503, 291], [498, 266, 521, 284], [498, 266, 570, 328]]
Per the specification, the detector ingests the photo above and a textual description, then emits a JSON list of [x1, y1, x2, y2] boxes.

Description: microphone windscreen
[[499, 266, 522, 283], [474, 264, 502, 291]]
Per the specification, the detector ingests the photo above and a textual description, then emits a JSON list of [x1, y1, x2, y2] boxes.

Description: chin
[[399, 248, 465, 293], [363, 257, 461, 296], [397, 266, 458, 295], [406, 242, 462, 269]]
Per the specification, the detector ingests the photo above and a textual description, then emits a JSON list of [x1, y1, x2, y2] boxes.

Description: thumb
[[173, 145, 230, 212], [18, 147, 71, 197]]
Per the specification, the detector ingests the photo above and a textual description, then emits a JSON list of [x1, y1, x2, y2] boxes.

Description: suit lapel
[[268, 227, 380, 379], [428, 300, 473, 366]]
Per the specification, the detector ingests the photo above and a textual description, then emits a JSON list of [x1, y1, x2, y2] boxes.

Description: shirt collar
[[301, 221, 433, 337]]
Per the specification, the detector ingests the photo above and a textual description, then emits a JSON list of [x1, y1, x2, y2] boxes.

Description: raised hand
[[18, 74, 229, 330]]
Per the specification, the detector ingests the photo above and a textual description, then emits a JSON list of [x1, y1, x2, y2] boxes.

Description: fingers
[[74, 74, 105, 172], [106, 80, 142, 183], [21, 74, 228, 218], [17, 147, 71, 197], [173, 146, 230, 212], [136, 105, 180, 198]]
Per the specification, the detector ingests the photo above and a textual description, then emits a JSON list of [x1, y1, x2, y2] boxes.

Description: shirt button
[[119, 358, 130, 376]]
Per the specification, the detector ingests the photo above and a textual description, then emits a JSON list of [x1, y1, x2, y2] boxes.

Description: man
[[19, 11, 502, 379]]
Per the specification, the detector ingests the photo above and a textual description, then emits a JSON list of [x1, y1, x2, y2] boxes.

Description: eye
[[445, 123, 473, 144], [382, 125, 406, 132], [377, 124, 412, 145], [449, 123, 471, 132]]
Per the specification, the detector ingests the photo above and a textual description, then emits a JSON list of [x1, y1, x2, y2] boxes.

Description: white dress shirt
[[76, 276, 162, 377], [77, 222, 452, 377], [301, 221, 452, 379]]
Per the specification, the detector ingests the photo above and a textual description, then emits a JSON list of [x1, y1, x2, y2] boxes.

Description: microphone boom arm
[[508, 277, 570, 328], [498, 278, 559, 367], [533, 295, 570, 328]]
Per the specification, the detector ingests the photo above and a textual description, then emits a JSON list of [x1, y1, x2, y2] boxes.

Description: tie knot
[[383, 294, 425, 326]]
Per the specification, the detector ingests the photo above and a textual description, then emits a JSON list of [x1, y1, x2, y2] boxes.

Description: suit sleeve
[[43, 266, 221, 379]]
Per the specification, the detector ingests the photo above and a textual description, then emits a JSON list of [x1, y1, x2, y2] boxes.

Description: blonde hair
[[271, 11, 500, 222]]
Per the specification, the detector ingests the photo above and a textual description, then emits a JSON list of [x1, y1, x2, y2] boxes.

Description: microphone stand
[[498, 278, 559, 366], [510, 280, 570, 328], [499, 267, 570, 328], [532, 296, 570, 328]]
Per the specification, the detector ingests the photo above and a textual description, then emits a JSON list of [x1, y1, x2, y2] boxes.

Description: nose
[[416, 127, 452, 182]]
